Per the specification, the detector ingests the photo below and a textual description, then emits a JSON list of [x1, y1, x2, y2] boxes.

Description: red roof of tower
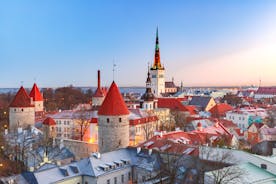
[[10, 86, 34, 107], [98, 81, 129, 116], [29, 83, 43, 101], [43, 117, 56, 126], [93, 88, 105, 97]]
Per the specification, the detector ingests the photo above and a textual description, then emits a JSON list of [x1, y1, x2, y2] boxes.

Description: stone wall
[[98, 115, 129, 153]]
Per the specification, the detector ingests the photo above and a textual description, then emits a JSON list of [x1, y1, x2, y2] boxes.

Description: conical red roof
[[10, 86, 34, 107], [43, 117, 56, 126], [29, 83, 43, 101], [93, 88, 105, 97], [98, 81, 129, 116]]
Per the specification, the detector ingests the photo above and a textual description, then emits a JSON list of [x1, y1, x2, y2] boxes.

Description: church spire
[[152, 27, 163, 70]]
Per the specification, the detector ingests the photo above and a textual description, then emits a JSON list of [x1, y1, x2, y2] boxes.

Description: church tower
[[140, 67, 157, 110], [150, 28, 165, 97], [98, 81, 129, 153]]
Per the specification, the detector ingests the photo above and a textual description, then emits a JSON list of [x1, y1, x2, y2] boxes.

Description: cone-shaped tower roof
[[29, 83, 43, 101], [10, 86, 34, 107], [98, 81, 129, 116]]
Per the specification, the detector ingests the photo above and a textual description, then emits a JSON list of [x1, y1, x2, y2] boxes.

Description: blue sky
[[1, 0, 276, 88]]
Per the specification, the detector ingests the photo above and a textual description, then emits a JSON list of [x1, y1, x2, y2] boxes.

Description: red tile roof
[[90, 117, 98, 124], [10, 86, 34, 108], [43, 117, 56, 126], [256, 87, 276, 95], [208, 103, 233, 118], [93, 88, 105, 97], [98, 81, 129, 116], [158, 98, 196, 114], [29, 83, 43, 101]]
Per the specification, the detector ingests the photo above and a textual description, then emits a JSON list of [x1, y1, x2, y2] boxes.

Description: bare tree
[[73, 109, 90, 141], [200, 147, 245, 184]]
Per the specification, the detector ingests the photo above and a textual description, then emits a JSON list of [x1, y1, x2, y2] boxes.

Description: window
[[119, 118, 122, 122], [121, 174, 124, 182], [107, 118, 110, 123], [14, 109, 16, 112], [114, 177, 117, 184], [21, 109, 24, 112], [106, 179, 110, 184], [85, 182, 88, 184], [128, 172, 131, 180], [142, 176, 146, 181]]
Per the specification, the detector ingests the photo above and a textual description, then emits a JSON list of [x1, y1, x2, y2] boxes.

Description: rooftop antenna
[[259, 78, 262, 88], [112, 59, 116, 81]]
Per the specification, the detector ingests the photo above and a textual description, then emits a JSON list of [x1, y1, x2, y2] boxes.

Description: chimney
[[97, 70, 101, 89]]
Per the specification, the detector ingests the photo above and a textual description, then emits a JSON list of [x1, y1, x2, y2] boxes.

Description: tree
[[200, 147, 245, 184], [73, 109, 90, 141]]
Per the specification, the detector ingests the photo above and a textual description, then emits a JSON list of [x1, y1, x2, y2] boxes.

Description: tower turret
[[92, 70, 105, 106], [29, 83, 44, 113], [9, 86, 35, 130], [141, 67, 157, 110], [98, 81, 129, 153]]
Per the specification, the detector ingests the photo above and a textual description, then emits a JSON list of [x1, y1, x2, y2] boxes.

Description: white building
[[226, 107, 268, 131]]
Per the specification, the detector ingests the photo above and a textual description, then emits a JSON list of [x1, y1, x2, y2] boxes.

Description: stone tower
[[150, 28, 165, 97], [140, 67, 157, 111], [9, 86, 35, 130], [92, 70, 105, 106], [29, 83, 44, 113], [98, 81, 129, 153]]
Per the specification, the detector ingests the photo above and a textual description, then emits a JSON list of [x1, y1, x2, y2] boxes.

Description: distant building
[[208, 103, 233, 118], [188, 96, 216, 112], [165, 80, 177, 95], [9, 86, 35, 130], [226, 107, 268, 131], [255, 87, 276, 99]]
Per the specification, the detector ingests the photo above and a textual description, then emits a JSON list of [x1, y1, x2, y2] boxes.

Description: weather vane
[[112, 59, 116, 81]]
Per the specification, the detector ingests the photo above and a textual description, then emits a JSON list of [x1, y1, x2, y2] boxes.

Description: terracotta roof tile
[[29, 83, 43, 101], [98, 81, 129, 116], [10, 86, 34, 107], [208, 103, 233, 117], [43, 117, 56, 126]]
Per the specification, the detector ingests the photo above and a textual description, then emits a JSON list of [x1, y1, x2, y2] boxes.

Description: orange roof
[[29, 83, 43, 101], [43, 117, 56, 126], [93, 88, 105, 97], [209, 103, 233, 117], [98, 81, 129, 116], [158, 98, 194, 113], [10, 86, 34, 107]]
